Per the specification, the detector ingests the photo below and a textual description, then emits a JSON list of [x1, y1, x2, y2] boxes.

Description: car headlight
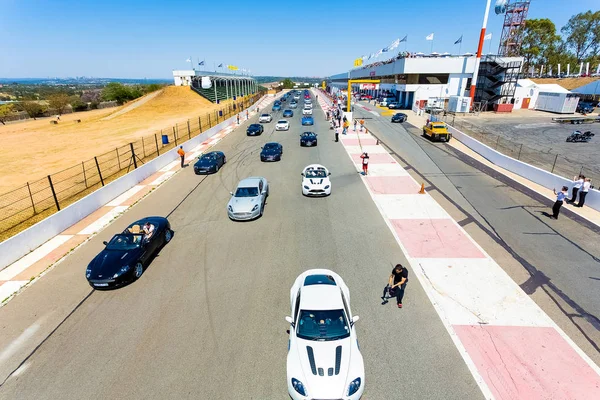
[[120, 265, 130, 273], [291, 378, 306, 396], [228, 205, 233, 212], [303, 185, 309, 189], [251, 204, 259, 212], [348, 377, 361, 396], [324, 185, 330, 189], [86, 269, 91, 278]]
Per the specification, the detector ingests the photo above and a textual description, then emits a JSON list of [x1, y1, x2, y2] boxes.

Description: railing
[[0, 92, 264, 241]]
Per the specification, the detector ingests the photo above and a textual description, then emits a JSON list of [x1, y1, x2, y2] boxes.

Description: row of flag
[[185, 58, 248, 73], [354, 32, 493, 67]]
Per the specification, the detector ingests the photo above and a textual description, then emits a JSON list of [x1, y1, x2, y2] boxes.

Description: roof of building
[[517, 79, 537, 88], [536, 84, 571, 94], [572, 79, 600, 95], [531, 77, 599, 90]]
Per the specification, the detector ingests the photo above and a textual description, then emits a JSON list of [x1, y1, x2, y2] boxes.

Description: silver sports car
[[227, 177, 269, 221]]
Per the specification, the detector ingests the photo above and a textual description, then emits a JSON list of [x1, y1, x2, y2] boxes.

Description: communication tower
[[496, 0, 531, 57]]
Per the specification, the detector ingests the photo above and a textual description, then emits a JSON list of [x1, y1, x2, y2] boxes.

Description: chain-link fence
[[436, 113, 600, 186], [0, 93, 264, 241]]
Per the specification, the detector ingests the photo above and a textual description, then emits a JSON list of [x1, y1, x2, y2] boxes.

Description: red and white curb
[[0, 95, 278, 304], [314, 91, 600, 400]]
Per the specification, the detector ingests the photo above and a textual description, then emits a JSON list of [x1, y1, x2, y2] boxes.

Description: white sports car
[[286, 269, 364, 400], [301, 164, 331, 196], [276, 120, 290, 131], [302, 108, 313, 115], [259, 113, 273, 123]]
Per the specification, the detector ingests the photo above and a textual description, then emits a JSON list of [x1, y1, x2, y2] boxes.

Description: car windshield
[[296, 309, 350, 341], [249, 124, 260, 129], [264, 143, 279, 150], [234, 187, 259, 197], [278, 120, 287, 124], [261, 114, 269, 118], [305, 169, 327, 178], [106, 234, 142, 250], [200, 153, 217, 160]]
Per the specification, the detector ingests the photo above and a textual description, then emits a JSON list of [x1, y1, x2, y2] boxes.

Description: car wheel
[[133, 262, 144, 279], [215, 164, 219, 172], [165, 229, 173, 243]]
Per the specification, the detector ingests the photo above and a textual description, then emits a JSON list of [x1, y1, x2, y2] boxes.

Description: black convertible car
[[300, 132, 318, 147], [194, 151, 226, 174], [246, 124, 264, 136], [86, 217, 172, 289], [391, 113, 407, 123], [260, 142, 283, 162]]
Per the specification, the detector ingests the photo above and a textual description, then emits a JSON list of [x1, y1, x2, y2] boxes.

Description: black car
[[247, 124, 264, 136], [86, 217, 172, 289], [300, 132, 318, 147], [194, 151, 226, 174], [260, 142, 283, 162], [391, 113, 407, 123]]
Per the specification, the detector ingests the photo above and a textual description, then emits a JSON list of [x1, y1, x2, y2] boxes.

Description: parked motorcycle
[[566, 131, 595, 142]]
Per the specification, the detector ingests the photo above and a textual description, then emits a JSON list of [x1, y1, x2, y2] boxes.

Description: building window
[[466, 78, 472, 89]]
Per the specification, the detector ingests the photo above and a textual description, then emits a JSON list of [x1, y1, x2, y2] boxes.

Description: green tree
[[561, 11, 600, 62], [69, 95, 87, 112], [20, 101, 45, 120], [48, 93, 71, 115], [101, 82, 142, 104], [521, 19, 561, 69], [0, 104, 14, 125], [281, 78, 295, 89]]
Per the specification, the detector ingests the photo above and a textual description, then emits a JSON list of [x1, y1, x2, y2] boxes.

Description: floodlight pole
[[469, 0, 492, 106]]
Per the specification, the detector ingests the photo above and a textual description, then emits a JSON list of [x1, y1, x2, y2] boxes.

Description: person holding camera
[[383, 264, 409, 308]]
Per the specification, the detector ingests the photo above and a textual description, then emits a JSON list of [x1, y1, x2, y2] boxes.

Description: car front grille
[[309, 189, 325, 193], [233, 212, 251, 217]]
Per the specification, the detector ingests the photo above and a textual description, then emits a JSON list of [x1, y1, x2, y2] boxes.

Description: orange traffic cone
[[418, 183, 425, 194]]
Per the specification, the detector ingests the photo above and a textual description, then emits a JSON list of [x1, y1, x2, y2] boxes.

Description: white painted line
[[0, 281, 29, 302], [106, 185, 145, 207], [150, 171, 175, 186], [414, 258, 555, 327], [375, 194, 450, 220], [344, 145, 389, 154], [370, 111, 379, 117], [0, 319, 40, 363], [78, 206, 128, 235], [160, 160, 180, 172], [0, 235, 73, 281]]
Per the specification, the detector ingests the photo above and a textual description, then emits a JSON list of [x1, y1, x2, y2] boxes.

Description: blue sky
[[1, 0, 597, 79]]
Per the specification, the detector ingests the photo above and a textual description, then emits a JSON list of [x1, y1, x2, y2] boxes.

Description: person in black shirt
[[384, 264, 408, 308]]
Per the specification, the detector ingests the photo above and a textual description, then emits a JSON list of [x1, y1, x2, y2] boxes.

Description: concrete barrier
[[448, 125, 600, 212], [0, 96, 267, 270]]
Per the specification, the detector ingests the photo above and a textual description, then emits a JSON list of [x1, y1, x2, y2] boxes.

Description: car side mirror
[[103, 241, 108, 246], [301, 173, 304, 176], [285, 316, 295, 327], [230, 191, 234, 196], [351, 315, 360, 325], [328, 172, 331, 176]]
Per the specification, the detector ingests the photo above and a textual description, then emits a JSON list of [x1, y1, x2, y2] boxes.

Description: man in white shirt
[[570, 174, 584, 203], [142, 222, 155, 241], [577, 178, 591, 208]]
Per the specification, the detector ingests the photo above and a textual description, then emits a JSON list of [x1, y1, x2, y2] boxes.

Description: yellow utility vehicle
[[422, 121, 452, 142]]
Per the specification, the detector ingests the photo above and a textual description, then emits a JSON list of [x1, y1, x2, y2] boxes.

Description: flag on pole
[[454, 35, 463, 45], [185, 58, 191, 62], [484, 33, 492, 40], [389, 38, 401, 50], [198, 60, 205, 66], [361, 55, 367, 60], [426, 33, 434, 41], [218, 63, 223, 67], [399, 35, 407, 43], [382, 47, 389, 53], [375, 48, 383, 57], [227, 65, 239, 71]]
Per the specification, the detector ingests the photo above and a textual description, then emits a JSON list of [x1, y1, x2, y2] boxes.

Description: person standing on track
[[177, 146, 186, 168], [360, 152, 369, 175], [342, 119, 349, 135], [360, 119, 365, 131], [385, 264, 408, 308], [353, 119, 357, 132], [577, 178, 591, 208], [570, 174, 584, 203], [551, 186, 568, 219]]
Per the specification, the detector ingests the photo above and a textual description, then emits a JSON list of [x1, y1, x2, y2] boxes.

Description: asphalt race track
[[0, 94, 483, 399]]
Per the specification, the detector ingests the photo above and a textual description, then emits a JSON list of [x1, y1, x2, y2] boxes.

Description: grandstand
[[173, 70, 258, 103]]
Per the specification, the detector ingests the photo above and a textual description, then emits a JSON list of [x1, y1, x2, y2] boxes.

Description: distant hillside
[[530, 77, 599, 91]]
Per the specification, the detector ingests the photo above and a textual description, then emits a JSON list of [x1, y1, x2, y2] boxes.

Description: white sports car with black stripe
[[301, 164, 331, 197], [286, 269, 364, 400]]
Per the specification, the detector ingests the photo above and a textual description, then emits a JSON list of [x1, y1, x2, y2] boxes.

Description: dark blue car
[[193, 151, 226, 174], [272, 104, 281, 111], [300, 132, 318, 147], [301, 116, 314, 126], [391, 113, 407, 123], [260, 142, 283, 162], [283, 109, 294, 117], [86, 217, 173, 289]]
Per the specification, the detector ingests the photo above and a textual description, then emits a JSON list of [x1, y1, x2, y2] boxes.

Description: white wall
[[0, 96, 268, 270], [448, 125, 600, 212], [513, 85, 539, 110]]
